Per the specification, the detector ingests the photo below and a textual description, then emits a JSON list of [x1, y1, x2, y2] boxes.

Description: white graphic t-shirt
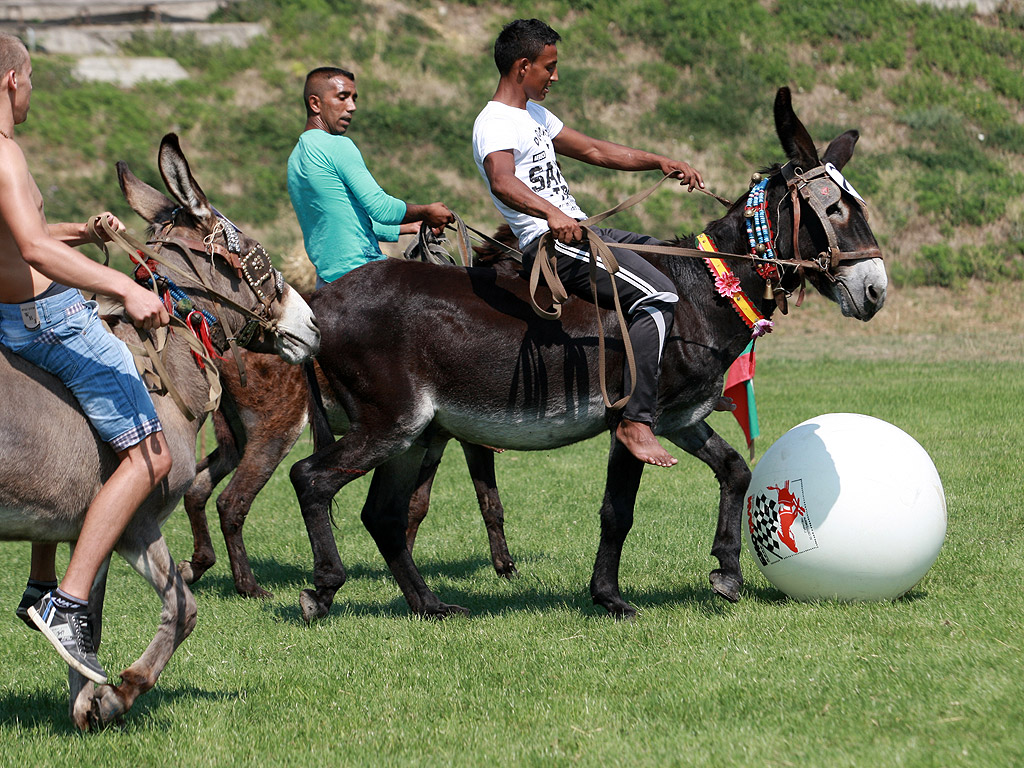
[[472, 100, 587, 248]]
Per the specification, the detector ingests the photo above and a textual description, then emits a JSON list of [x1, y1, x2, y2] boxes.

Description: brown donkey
[[179, 234, 523, 598]]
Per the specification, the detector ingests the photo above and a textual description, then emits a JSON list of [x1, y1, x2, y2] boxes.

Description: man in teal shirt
[[288, 66, 454, 285]]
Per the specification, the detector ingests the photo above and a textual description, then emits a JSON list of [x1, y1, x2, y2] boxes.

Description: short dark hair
[[302, 66, 356, 117], [493, 19, 560, 75], [0, 32, 28, 78]]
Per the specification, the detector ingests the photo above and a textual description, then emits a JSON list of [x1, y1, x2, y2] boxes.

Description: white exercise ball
[[743, 413, 946, 601]]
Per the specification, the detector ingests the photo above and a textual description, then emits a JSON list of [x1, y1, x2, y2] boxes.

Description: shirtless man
[[0, 32, 172, 685], [472, 19, 705, 467]]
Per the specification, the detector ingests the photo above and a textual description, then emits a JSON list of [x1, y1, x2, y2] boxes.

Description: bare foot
[[715, 396, 736, 412], [615, 420, 678, 467]]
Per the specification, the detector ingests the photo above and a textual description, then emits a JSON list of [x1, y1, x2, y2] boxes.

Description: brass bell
[[755, 242, 767, 256], [744, 209, 754, 218], [751, 172, 762, 184]]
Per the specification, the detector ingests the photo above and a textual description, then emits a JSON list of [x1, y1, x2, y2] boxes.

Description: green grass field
[[1, 320, 1022, 766], [2, 1, 1022, 763]]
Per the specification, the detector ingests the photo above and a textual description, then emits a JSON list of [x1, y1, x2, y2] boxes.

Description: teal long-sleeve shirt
[[287, 129, 407, 283]]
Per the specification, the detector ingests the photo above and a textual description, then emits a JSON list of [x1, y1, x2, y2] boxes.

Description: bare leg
[[60, 432, 172, 600], [615, 420, 677, 467]]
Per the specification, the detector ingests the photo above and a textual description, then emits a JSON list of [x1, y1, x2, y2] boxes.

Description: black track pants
[[522, 227, 677, 425]]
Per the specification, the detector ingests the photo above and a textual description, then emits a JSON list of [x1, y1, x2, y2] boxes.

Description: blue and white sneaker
[[27, 592, 108, 685]]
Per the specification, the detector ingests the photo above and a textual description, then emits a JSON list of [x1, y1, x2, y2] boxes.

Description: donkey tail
[[304, 361, 335, 452]]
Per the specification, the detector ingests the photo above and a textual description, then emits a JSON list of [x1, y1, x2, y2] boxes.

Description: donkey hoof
[[238, 583, 273, 600], [496, 561, 519, 579], [423, 603, 470, 619], [594, 595, 637, 619], [610, 602, 638, 620], [709, 570, 742, 603], [177, 560, 197, 585], [86, 685, 126, 731], [299, 589, 330, 624], [177, 557, 213, 585]]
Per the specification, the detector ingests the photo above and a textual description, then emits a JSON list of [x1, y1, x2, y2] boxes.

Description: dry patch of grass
[[769, 279, 1024, 363]]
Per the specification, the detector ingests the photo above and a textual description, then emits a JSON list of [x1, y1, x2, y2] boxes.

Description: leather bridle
[[778, 160, 882, 279], [91, 213, 287, 395]]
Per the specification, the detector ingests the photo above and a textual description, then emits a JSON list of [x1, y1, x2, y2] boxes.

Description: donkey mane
[[471, 224, 521, 270]]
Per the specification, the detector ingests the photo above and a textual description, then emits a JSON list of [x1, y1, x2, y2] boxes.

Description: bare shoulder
[[0, 140, 43, 208], [0, 136, 27, 165], [0, 138, 31, 188]]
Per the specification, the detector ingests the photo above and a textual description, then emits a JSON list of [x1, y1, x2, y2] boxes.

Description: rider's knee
[[124, 432, 173, 485], [634, 290, 678, 311], [150, 435, 173, 484]]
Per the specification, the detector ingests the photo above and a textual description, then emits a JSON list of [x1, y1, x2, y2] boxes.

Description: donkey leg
[[290, 425, 401, 623], [69, 554, 109, 731], [216, 427, 303, 599], [180, 411, 239, 585], [290, 455, 349, 623], [460, 441, 517, 578], [590, 436, 645, 618], [668, 422, 749, 603], [406, 439, 448, 555], [364, 449, 469, 618], [74, 524, 196, 729]]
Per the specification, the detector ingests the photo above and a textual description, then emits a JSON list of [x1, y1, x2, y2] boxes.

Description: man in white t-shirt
[[472, 18, 704, 468]]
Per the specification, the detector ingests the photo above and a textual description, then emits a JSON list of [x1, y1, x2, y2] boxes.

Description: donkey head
[[118, 134, 319, 363], [771, 88, 886, 320]]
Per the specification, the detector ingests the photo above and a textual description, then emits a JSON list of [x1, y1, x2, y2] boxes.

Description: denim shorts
[[0, 287, 162, 452]]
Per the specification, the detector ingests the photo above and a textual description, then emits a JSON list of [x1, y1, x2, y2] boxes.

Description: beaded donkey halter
[[697, 160, 874, 338], [212, 209, 285, 310], [696, 174, 786, 338]]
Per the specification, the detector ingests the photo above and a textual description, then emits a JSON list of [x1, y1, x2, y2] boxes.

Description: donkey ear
[[158, 133, 213, 219], [774, 87, 820, 168], [822, 130, 859, 172], [117, 161, 176, 224]]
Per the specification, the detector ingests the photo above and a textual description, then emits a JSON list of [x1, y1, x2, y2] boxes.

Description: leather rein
[[446, 161, 881, 411]]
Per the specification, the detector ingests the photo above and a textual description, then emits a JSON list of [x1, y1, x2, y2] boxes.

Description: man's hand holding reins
[[123, 284, 171, 330], [407, 202, 455, 235], [426, 202, 455, 235], [92, 212, 126, 241], [548, 209, 583, 244], [660, 159, 704, 191]]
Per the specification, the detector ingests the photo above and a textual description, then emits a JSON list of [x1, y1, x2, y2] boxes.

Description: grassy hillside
[[17, 0, 1024, 289]]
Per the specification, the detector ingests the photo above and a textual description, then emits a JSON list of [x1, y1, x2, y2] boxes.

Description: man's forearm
[[21, 237, 136, 302], [47, 221, 93, 248], [569, 139, 664, 172], [555, 131, 703, 190], [489, 174, 564, 221]]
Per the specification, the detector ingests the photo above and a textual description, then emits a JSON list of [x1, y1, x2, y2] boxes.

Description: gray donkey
[[0, 134, 319, 730]]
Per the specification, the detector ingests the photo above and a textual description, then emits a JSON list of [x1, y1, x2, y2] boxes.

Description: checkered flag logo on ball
[[746, 479, 818, 566]]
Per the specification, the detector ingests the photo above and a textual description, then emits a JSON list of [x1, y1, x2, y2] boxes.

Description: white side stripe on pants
[[553, 240, 679, 314], [639, 304, 669, 362]]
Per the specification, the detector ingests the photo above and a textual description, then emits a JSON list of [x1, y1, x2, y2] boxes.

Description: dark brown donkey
[[0, 134, 319, 729], [290, 87, 888, 621], [179, 244, 522, 598]]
